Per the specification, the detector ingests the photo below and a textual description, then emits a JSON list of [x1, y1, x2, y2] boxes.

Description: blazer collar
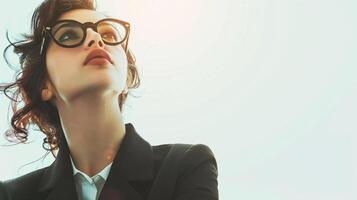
[[38, 123, 154, 200]]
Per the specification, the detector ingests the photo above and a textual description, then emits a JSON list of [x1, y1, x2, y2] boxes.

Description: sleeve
[[173, 144, 219, 200]]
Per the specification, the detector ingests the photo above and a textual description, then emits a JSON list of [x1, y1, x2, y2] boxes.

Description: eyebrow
[[52, 23, 78, 35]]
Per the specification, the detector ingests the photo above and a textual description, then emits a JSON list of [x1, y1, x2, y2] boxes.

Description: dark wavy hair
[[0, 0, 141, 157]]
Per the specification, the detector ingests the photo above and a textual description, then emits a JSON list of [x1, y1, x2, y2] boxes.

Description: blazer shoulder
[[3, 166, 48, 197], [152, 143, 217, 173], [176, 144, 217, 173], [148, 143, 218, 200], [174, 144, 219, 199]]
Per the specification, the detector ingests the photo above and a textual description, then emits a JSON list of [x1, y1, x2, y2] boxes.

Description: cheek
[[45, 45, 81, 90], [108, 47, 129, 91], [46, 45, 80, 73], [110, 47, 129, 79], [111, 47, 128, 72]]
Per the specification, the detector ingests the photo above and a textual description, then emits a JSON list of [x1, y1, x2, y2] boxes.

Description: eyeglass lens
[[51, 20, 126, 47]]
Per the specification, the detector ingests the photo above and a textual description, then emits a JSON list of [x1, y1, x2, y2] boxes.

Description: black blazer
[[0, 123, 218, 200]]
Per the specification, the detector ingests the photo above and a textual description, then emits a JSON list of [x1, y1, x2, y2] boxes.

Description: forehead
[[58, 9, 107, 23]]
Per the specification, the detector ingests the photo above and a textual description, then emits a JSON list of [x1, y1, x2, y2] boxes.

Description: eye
[[101, 31, 118, 42], [58, 30, 81, 42]]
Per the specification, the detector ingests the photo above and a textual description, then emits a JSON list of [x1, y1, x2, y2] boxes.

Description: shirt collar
[[69, 155, 113, 182]]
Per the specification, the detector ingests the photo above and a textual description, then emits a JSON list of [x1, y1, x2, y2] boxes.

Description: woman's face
[[45, 9, 128, 103]]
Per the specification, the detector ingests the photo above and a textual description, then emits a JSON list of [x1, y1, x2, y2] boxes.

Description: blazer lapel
[[99, 123, 154, 200], [38, 131, 78, 200], [37, 123, 154, 200]]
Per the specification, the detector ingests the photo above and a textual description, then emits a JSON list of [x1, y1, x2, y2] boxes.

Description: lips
[[83, 49, 113, 66]]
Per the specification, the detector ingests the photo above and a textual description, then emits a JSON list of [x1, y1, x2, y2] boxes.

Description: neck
[[56, 91, 126, 177]]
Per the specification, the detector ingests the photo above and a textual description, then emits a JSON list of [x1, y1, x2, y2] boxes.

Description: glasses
[[40, 18, 130, 55]]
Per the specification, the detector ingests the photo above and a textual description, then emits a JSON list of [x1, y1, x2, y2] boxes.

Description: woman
[[0, 0, 218, 200]]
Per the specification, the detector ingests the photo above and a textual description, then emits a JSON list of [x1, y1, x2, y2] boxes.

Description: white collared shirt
[[70, 156, 113, 200]]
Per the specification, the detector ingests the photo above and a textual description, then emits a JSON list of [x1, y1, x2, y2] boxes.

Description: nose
[[84, 28, 104, 48]]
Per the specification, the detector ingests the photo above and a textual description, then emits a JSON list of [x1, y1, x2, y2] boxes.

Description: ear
[[41, 80, 54, 101]]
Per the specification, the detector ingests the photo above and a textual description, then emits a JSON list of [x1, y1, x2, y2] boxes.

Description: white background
[[1, 0, 356, 199]]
